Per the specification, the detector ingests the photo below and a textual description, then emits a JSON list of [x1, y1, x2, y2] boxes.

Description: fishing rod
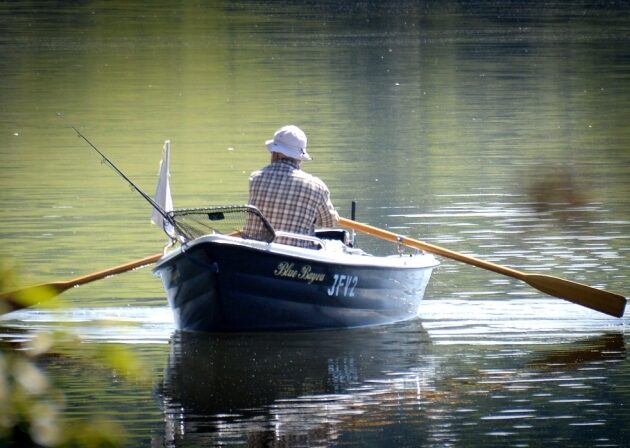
[[69, 124, 176, 228]]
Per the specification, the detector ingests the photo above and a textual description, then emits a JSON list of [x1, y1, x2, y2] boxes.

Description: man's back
[[245, 158, 338, 247]]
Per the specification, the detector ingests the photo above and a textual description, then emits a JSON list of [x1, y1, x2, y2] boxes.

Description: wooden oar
[[339, 217, 627, 318], [0, 253, 163, 315]]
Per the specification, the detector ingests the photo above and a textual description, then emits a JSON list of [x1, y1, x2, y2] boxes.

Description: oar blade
[[0, 252, 163, 316], [340, 217, 627, 318], [0, 282, 68, 314], [524, 274, 626, 318]]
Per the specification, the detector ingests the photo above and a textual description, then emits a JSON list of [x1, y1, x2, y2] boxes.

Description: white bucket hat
[[265, 125, 311, 161]]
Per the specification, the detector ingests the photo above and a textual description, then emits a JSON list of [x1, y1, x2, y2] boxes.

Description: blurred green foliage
[[0, 262, 150, 447]]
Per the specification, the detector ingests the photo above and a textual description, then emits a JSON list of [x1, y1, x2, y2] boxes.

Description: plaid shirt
[[244, 159, 339, 247]]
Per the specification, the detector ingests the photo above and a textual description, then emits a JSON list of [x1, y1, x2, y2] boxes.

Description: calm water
[[1, 1, 629, 447]]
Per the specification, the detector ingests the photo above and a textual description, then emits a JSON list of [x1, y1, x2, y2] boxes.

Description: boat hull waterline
[[153, 235, 439, 332]]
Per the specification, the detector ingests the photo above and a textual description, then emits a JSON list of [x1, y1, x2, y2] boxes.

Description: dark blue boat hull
[[154, 237, 437, 332]]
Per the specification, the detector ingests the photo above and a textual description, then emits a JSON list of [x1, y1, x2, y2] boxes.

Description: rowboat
[[152, 205, 439, 332]]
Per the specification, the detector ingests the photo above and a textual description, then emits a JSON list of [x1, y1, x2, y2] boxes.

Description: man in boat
[[243, 125, 339, 248]]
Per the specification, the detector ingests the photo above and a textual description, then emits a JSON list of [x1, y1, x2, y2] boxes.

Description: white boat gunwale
[[153, 233, 440, 271]]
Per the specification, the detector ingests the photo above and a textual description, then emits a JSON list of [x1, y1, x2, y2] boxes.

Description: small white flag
[[152, 140, 175, 237]]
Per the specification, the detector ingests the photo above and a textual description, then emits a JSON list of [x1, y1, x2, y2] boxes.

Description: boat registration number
[[327, 274, 358, 297], [273, 261, 358, 297]]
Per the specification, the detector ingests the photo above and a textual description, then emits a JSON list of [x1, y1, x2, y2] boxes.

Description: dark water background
[[1, 1, 629, 446]]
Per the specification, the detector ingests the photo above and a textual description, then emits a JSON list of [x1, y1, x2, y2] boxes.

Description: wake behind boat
[[153, 205, 439, 332]]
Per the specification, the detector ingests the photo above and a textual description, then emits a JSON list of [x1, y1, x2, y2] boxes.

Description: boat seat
[[315, 229, 353, 247]]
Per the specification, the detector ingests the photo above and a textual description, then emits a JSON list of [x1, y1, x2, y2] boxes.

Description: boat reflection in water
[[156, 324, 627, 447], [157, 323, 438, 447]]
